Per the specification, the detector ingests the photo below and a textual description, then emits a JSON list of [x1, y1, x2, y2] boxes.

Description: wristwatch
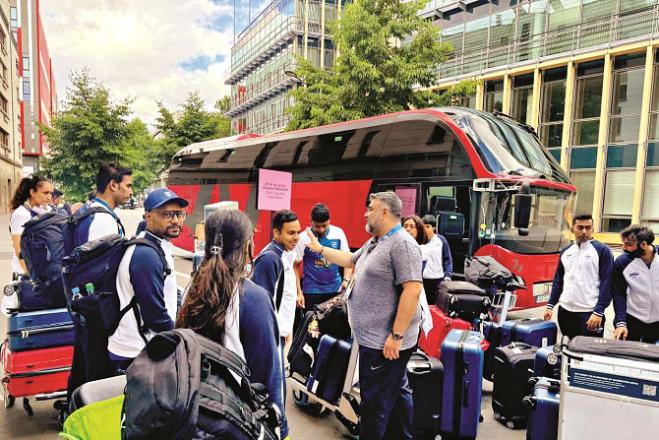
[[391, 331, 404, 341]]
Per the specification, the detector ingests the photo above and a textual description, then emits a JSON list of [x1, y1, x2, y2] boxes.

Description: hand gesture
[[304, 229, 323, 254]]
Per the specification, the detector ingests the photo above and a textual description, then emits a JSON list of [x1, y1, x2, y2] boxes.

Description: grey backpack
[[121, 328, 280, 440]]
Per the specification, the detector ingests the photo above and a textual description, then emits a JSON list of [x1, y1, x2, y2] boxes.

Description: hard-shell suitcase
[[440, 330, 484, 440], [436, 289, 491, 322], [306, 334, 351, 405], [559, 337, 659, 439], [492, 342, 538, 429], [501, 318, 557, 348], [533, 345, 562, 380], [3, 368, 71, 398], [1, 344, 73, 374], [525, 377, 560, 440], [288, 311, 319, 379], [6, 308, 74, 352], [407, 350, 444, 439], [2, 279, 53, 313], [418, 305, 472, 359], [482, 321, 504, 381], [70, 374, 127, 412]]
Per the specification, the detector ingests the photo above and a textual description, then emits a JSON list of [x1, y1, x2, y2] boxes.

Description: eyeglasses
[[159, 210, 187, 221]]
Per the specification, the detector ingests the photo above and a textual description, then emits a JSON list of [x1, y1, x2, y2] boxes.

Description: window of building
[[0, 95, 7, 115], [539, 68, 567, 148], [0, 129, 8, 150], [571, 60, 604, 147], [484, 80, 503, 113], [602, 169, 635, 232], [609, 53, 645, 144], [642, 52, 659, 231], [22, 81, 30, 99], [569, 146, 598, 215], [511, 74, 534, 125], [0, 29, 5, 55]]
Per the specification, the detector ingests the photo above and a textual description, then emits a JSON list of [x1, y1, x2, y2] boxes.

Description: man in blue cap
[[107, 188, 189, 373]]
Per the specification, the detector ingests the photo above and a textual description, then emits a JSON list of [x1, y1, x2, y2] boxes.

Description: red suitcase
[[2, 345, 73, 374], [2, 344, 72, 398], [418, 305, 472, 359]]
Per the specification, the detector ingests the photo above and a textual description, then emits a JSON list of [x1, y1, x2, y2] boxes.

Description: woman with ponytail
[[177, 209, 289, 439], [9, 175, 53, 275]]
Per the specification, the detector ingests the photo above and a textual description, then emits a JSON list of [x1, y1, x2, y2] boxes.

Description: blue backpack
[[19, 206, 121, 307]]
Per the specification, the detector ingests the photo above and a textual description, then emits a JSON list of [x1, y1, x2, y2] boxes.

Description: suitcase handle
[[18, 324, 74, 337], [9, 366, 71, 378]]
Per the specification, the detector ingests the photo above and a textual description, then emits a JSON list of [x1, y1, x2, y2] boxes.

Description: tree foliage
[[286, 0, 476, 130], [40, 70, 137, 201], [154, 92, 231, 172]]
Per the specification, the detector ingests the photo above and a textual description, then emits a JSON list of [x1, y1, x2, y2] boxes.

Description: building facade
[[0, 0, 23, 214], [425, 0, 659, 238], [11, 0, 56, 174], [226, 0, 344, 135]]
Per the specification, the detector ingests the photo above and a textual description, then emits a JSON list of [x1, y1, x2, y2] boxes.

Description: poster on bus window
[[258, 168, 292, 211], [395, 187, 417, 217]]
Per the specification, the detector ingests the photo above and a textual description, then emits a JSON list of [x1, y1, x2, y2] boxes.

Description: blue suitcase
[[524, 377, 560, 440], [440, 330, 484, 439], [7, 308, 74, 352], [501, 319, 557, 348], [533, 345, 562, 380], [306, 334, 351, 405]]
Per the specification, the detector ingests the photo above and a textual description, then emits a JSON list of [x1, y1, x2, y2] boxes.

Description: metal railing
[[436, 5, 659, 81]]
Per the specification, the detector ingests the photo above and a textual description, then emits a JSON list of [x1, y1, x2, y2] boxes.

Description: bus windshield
[[478, 187, 575, 254], [441, 108, 568, 183]]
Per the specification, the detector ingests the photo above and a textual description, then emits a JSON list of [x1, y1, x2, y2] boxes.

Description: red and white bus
[[167, 108, 576, 310]]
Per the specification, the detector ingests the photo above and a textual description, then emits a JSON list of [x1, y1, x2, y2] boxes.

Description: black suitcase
[[314, 295, 350, 341], [306, 335, 351, 405], [408, 351, 444, 439], [492, 342, 537, 429], [287, 311, 319, 379], [436, 281, 491, 321]]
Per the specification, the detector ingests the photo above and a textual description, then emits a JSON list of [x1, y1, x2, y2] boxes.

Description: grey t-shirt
[[348, 227, 423, 350]]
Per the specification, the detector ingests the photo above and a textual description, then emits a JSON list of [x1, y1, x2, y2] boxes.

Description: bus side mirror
[[514, 194, 532, 236]]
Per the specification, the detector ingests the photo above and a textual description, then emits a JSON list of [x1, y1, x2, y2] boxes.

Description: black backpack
[[121, 329, 281, 440], [19, 205, 122, 307], [464, 256, 522, 293], [62, 234, 170, 339]]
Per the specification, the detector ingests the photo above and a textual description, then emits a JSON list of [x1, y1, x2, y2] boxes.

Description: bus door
[[419, 183, 472, 275]]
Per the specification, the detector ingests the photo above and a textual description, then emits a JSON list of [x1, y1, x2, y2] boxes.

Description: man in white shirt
[[421, 214, 453, 304], [73, 163, 133, 245]]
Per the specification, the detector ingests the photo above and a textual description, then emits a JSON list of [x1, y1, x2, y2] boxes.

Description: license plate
[[535, 294, 549, 303]]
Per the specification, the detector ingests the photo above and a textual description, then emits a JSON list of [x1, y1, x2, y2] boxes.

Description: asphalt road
[[0, 208, 617, 439]]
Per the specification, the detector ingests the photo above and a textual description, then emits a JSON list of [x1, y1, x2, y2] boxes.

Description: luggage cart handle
[[18, 324, 74, 337]]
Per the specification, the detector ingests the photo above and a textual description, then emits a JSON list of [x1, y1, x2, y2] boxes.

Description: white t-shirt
[[422, 234, 445, 280], [9, 204, 50, 274], [88, 200, 122, 241], [277, 250, 298, 338]]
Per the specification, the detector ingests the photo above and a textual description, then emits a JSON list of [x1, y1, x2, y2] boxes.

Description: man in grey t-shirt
[[305, 192, 423, 440]]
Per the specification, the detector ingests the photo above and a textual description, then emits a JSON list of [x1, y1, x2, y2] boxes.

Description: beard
[[365, 222, 373, 235], [164, 226, 181, 239], [624, 248, 643, 259]]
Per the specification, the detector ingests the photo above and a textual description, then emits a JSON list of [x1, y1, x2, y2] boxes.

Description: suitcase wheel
[[505, 420, 516, 430], [493, 412, 501, 421], [4, 394, 14, 409], [22, 397, 33, 416]]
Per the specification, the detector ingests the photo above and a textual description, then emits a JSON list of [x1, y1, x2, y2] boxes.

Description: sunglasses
[[159, 210, 188, 221]]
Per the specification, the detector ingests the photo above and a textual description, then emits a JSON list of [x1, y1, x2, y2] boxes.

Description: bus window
[[374, 119, 474, 180]]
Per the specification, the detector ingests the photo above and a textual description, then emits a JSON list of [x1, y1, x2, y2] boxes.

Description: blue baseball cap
[[144, 188, 189, 212]]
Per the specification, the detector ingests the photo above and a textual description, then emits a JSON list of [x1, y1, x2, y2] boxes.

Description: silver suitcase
[[559, 337, 659, 439]]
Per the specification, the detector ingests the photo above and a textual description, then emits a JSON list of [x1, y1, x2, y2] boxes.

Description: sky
[[40, 0, 249, 127]]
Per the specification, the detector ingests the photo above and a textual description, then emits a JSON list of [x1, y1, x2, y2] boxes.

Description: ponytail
[[10, 175, 49, 211], [177, 209, 253, 343]]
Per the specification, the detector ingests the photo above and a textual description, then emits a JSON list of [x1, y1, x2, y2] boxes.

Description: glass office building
[[424, 0, 659, 236], [226, 0, 343, 135]]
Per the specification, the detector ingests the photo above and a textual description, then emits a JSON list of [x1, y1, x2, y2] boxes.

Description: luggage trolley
[[289, 340, 361, 439]]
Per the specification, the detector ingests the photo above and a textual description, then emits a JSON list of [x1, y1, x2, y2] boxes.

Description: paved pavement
[[0, 208, 619, 439]]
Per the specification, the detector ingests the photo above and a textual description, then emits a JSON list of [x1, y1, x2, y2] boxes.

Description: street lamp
[[284, 70, 305, 86]]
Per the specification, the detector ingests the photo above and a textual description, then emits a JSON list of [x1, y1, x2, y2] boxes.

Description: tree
[[40, 70, 133, 201], [286, 0, 475, 130], [154, 93, 232, 172], [119, 118, 163, 195]]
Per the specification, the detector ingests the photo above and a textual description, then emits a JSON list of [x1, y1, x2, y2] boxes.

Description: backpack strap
[[123, 237, 172, 343], [71, 205, 126, 236], [254, 245, 285, 312]]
